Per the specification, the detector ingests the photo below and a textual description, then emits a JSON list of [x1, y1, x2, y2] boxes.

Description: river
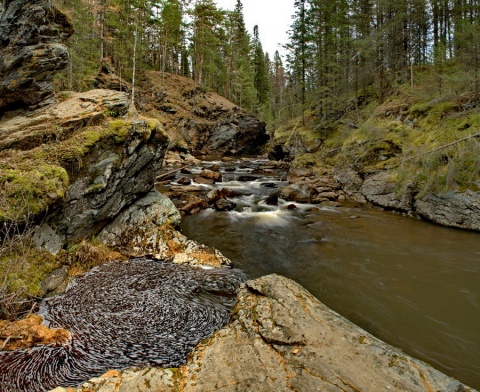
[[176, 157, 480, 389]]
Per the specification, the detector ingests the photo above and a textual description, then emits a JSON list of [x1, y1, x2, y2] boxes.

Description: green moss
[[0, 243, 63, 298], [0, 117, 152, 222], [108, 119, 130, 141], [0, 163, 69, 221], [292, 153, 318, 168], [271, 64, 480, 199]]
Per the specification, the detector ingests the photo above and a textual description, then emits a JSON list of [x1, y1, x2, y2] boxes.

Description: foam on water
[[0, 259, 246, 392]]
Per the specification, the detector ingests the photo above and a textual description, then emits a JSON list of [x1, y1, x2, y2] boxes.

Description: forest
[[2, 1, 480, 390], [54, 0, 480, 129]]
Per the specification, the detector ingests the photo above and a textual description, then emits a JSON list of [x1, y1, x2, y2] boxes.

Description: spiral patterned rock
[[0, 259, 246, 392]]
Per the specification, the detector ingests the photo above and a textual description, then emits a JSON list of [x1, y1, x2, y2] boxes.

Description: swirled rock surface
[[0, 0, 73, 113], [63, 274, 473, 392], [0, 259, 246, 392]]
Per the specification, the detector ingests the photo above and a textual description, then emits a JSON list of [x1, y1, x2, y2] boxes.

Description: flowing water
[[178, 158, 480, 389]]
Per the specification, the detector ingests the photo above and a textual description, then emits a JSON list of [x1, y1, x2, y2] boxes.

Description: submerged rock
[[67, 274, 473, 392]]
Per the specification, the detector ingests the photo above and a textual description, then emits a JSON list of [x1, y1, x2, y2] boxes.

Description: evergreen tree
[[190, 0, 223, 87], [225, 0, 256, 110], [253, 25, 269, 107]]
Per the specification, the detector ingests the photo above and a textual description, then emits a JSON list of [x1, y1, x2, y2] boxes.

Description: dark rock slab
[[0, 0, 73, 112]]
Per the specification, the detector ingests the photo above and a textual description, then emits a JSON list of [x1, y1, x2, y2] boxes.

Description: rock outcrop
[[0, 0, 73, 113], [0, 89, 168, 245], [98, 190, 231, 267], [0, 89, 129, 151], [334, 167, 480, 231], [414, 190, 480, 231], [139, 72, 269, 156], [60, 274, 473, 392]]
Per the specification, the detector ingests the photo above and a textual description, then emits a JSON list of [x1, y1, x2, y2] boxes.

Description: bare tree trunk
[[131, 28, 138, 108]]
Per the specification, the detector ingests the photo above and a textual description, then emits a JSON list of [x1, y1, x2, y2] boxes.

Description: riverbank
[[267, 64, 480, 232], [51, 274, 474, 392]]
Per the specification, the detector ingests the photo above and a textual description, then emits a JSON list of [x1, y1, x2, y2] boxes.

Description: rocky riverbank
[[0, 1, 477, 390], [51, 274, 474, 392]]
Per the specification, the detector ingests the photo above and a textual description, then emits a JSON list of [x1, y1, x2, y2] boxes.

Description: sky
[[214, 0, 295, 59]]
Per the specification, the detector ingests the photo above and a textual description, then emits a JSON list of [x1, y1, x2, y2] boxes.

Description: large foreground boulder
[[0, 0, 73, 112], [62, 274, 472, 392]]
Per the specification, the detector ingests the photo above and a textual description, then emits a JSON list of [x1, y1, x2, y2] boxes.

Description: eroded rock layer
[[0, 259, 245, 392], [0, 0, 73, 112]]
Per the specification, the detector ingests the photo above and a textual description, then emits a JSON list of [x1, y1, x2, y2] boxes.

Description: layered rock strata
[[0, 0, 73, 112]]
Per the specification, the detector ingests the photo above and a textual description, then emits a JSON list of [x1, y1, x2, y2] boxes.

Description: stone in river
[[214, 199, 236, 211]]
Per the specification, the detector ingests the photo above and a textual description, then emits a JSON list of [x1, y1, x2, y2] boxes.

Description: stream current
[[0, 259, 245, 392], [177, 157, 480, 389]]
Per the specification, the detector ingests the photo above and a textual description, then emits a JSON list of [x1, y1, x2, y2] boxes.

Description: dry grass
[[68, 239, 124, 277]]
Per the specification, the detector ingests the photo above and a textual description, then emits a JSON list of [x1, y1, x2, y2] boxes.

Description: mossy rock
[[0, 243, 63, 300], [0, 116, 164, 224], [0, 163, 69, 222]]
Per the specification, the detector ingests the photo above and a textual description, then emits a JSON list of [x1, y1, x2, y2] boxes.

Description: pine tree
[[190, 0, 223, 87], [253, 25, 269, 107], [225, 0, 256, 110]]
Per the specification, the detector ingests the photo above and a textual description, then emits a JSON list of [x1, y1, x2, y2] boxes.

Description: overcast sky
[[214, 0, 295, 59]]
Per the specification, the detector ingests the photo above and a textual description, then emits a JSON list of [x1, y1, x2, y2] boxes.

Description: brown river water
[[179, 158, 480, 389]]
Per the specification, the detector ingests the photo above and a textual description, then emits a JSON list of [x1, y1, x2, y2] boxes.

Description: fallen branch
[[155, 164, 193, 181], [0, 334, 25, 340], [398, 131, 480, 165], [0, 336, 11, 350]]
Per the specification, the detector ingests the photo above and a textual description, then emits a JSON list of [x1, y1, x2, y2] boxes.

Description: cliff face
[[0, 0, 73, 113], [136, 71, 270, 156]]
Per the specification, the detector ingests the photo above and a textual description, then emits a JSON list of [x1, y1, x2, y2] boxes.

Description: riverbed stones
[[214, 198, 236, 211], [279, 183, 317, 203], [65, 274, 472, 392], [199, 169, 222, 182]]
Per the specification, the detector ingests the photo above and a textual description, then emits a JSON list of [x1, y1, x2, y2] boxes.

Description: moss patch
[[0, 117, 160, 223], [0, 162, 69, 222], [0, 238, 63, 300], [271, 64, 480, 198]]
